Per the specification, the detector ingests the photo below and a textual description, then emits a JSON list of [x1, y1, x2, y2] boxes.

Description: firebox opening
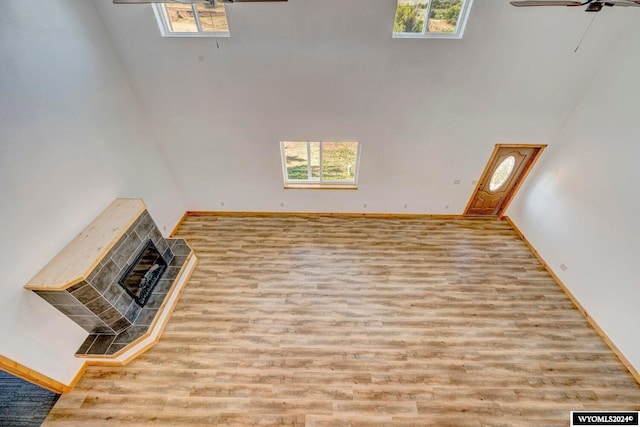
[[118, 240, 167, 307]]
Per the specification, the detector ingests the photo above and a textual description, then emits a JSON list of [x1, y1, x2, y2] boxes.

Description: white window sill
[[159, 32, 230, 38], [284, 184, 358, 190]]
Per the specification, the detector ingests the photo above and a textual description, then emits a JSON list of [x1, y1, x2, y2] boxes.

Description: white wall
[[0, 0, 185, 385], [95, 0, 634, 213], [509, 20, 640, 372]]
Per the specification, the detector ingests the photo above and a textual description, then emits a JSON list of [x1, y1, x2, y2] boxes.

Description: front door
[[464, 144, 546, 216]]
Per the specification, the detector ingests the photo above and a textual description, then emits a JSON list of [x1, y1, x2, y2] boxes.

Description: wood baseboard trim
[[503, 216, 640, 384], [67, 362, 88, 390], [169, 211, 189, 237], [0, 354, 86, 394], [181, 211, 466, 220]]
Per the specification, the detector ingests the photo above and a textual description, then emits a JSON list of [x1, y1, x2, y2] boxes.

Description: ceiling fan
[[113, 0, 286, 4], [510, 0, 640, 12]]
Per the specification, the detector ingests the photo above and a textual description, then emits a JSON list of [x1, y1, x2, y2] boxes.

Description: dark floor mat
[[0, 371, 60, 427]]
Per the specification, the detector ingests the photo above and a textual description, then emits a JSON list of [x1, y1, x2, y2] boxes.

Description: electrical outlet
[[453, 179, 461, 185]]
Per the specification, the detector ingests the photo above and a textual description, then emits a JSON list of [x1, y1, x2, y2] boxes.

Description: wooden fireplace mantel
[[24, 199, 146, 291]]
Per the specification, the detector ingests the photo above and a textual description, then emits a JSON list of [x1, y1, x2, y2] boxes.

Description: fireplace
[[24, 199, 198, 359], [119, 240, 167, 307], [26, 200, 175, 335]]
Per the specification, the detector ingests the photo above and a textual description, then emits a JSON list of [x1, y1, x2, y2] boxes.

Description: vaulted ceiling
[[93, 1, 636, 212]]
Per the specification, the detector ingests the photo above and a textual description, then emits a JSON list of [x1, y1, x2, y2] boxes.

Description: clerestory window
[[393, 0, 473, 39], [153, 2, 230, 37]]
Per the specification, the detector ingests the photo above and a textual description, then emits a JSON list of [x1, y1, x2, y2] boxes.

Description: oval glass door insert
[[489, 156, 516, 192]]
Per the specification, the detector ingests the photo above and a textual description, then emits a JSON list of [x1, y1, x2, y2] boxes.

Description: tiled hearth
[[76, 239, 191, 356], [24, 199, 196, 360]]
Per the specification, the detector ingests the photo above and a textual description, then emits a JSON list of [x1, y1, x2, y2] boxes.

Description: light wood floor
[[45, 215, 640, 426]]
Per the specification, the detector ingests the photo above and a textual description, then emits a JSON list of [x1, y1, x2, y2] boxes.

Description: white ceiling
[[94, 0, 637, 213]]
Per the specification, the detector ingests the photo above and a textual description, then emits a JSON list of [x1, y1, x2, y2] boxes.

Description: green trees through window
[[394, 3, 424, 34], [393, 0, 469, 38]]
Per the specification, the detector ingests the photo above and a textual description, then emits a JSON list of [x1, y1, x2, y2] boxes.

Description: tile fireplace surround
[[24, 199, 197, 361]]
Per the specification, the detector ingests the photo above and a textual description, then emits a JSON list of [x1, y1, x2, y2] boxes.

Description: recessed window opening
[[393, 0, 473, 39], [153, 2, 230, 37], [281, 141, 360, 189], [489, 156, 516, 192]]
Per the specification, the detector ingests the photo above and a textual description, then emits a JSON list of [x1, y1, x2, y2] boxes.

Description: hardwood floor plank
[[44, 216, 640, 425]]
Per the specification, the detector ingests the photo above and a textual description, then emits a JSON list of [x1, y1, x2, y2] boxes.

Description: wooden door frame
[[464, 143, 546, 217]]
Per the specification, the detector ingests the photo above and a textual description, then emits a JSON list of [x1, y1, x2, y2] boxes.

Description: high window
[[393, 0, 473, 39], [280, 141, 360, 189], [152, 2, 230, 37]]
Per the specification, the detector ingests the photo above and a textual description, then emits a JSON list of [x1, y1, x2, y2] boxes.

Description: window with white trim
[[393, 0, 473, 39], [280, 141, 360, 189], [152, 2, 230, 37]]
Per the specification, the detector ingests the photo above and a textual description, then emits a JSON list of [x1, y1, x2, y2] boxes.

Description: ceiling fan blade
[[604, 1, 640, 6], [113, 0, 207, 3], [510, 1, 584, 6]]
